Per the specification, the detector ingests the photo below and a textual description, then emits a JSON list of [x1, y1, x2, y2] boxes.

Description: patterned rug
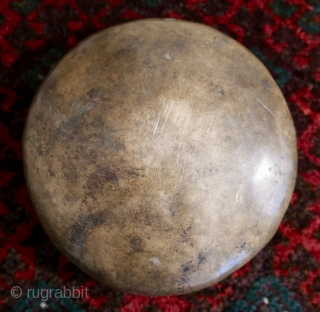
[[0, 0, 319, 311]]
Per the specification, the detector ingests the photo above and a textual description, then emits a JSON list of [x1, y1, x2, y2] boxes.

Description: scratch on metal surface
[[161, 102, 173, 133], [177, 121, 187, 165], [210, 130, 216, 142], [257, 97, 275, 119], [181, 158, 186, 180], [152, 115, 161, 140]]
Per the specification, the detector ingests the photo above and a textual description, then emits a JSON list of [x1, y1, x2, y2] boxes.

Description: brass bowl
[[23, 19, 297, 296]]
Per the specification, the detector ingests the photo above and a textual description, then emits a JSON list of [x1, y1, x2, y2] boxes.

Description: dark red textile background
[[0, 0, 319, 311]]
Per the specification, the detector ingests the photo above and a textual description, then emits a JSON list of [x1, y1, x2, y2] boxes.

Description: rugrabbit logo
[[10, 285, 89, 301]]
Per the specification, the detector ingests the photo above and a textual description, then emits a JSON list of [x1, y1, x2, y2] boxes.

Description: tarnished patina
[[23, 19, 297, 295]]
